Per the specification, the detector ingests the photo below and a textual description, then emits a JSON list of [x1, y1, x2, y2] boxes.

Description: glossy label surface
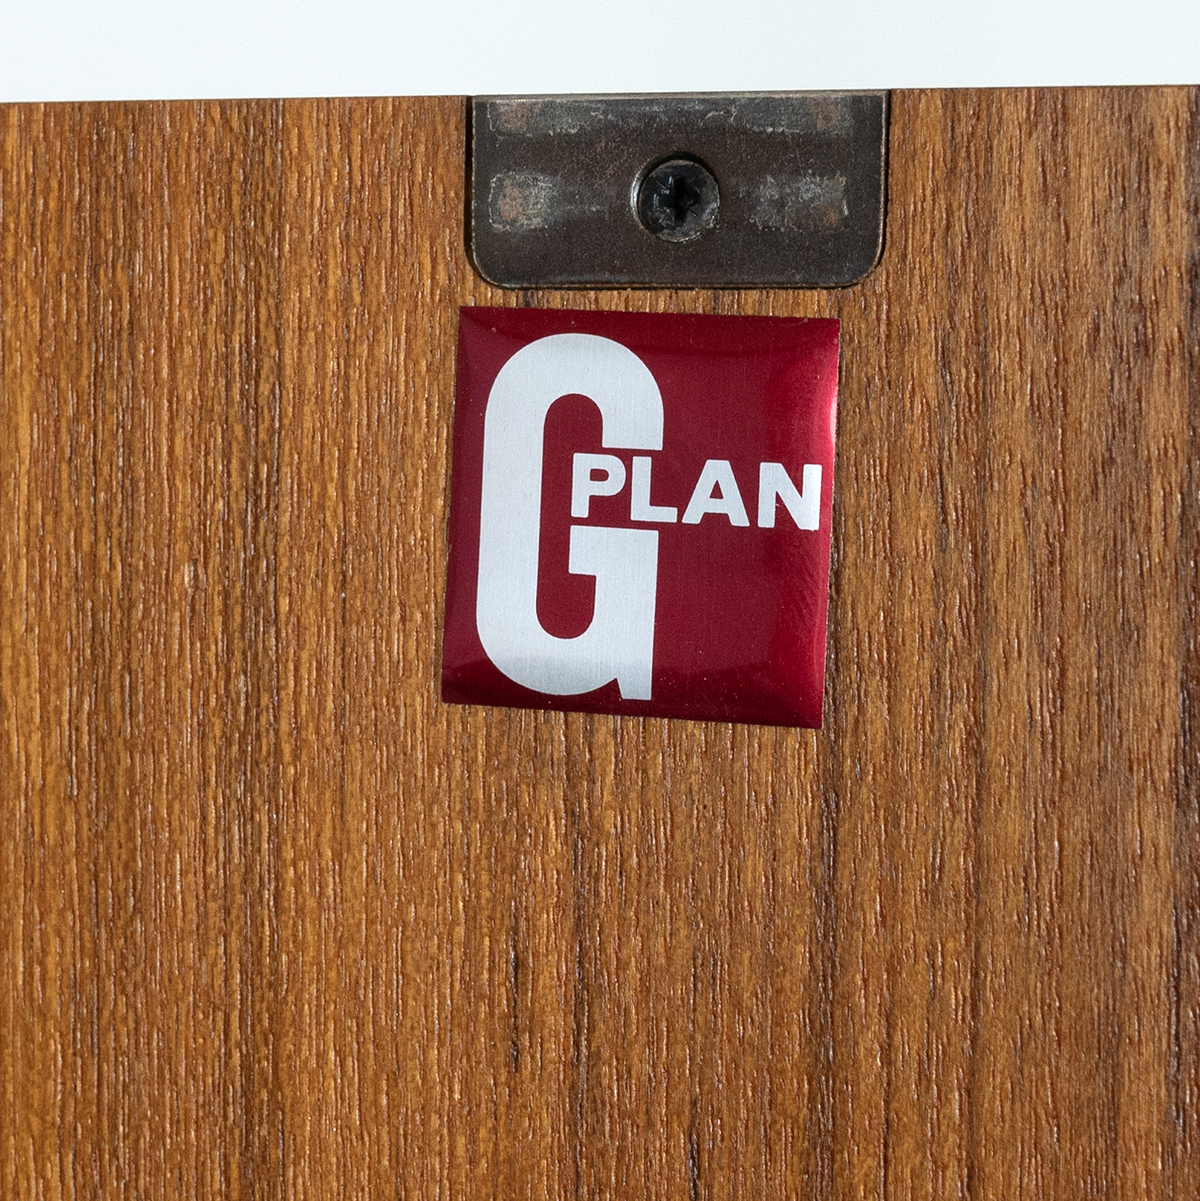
[[442, 306, 839, 727]]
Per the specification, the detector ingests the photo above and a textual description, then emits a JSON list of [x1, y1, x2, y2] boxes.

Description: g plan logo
[[442, 307, 840, 728]]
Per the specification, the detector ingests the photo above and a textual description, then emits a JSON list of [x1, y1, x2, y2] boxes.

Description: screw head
[[635, 157, 719, 242]]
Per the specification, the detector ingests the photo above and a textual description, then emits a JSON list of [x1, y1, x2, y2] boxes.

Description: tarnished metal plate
[[470, 92, 888, 289]]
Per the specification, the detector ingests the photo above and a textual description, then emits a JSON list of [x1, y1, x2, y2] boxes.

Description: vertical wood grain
[[2, 89, 1198, 1199]]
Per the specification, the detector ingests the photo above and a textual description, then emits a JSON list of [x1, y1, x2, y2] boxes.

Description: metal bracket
[[469, 92, 888, 290]]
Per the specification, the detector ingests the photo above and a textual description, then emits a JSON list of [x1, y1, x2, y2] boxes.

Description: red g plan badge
[[442, 307, 839, 728]]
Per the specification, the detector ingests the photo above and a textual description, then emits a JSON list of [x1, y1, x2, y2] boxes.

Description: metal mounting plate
[[469, 92, 888, 290]]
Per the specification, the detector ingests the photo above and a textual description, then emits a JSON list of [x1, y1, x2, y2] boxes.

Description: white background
[[1, 0, 1198, 101]]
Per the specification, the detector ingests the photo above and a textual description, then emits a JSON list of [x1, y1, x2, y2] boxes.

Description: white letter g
[[476, 334, 662, 700]]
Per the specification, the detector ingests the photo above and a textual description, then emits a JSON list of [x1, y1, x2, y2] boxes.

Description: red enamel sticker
[[442, 306, 839, 728]]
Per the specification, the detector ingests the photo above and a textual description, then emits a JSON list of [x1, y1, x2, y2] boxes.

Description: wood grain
[[2, 89, 1198, 1199]]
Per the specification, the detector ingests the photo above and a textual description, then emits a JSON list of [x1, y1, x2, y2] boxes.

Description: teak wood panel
[[2, 89, 1198, 1200]]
